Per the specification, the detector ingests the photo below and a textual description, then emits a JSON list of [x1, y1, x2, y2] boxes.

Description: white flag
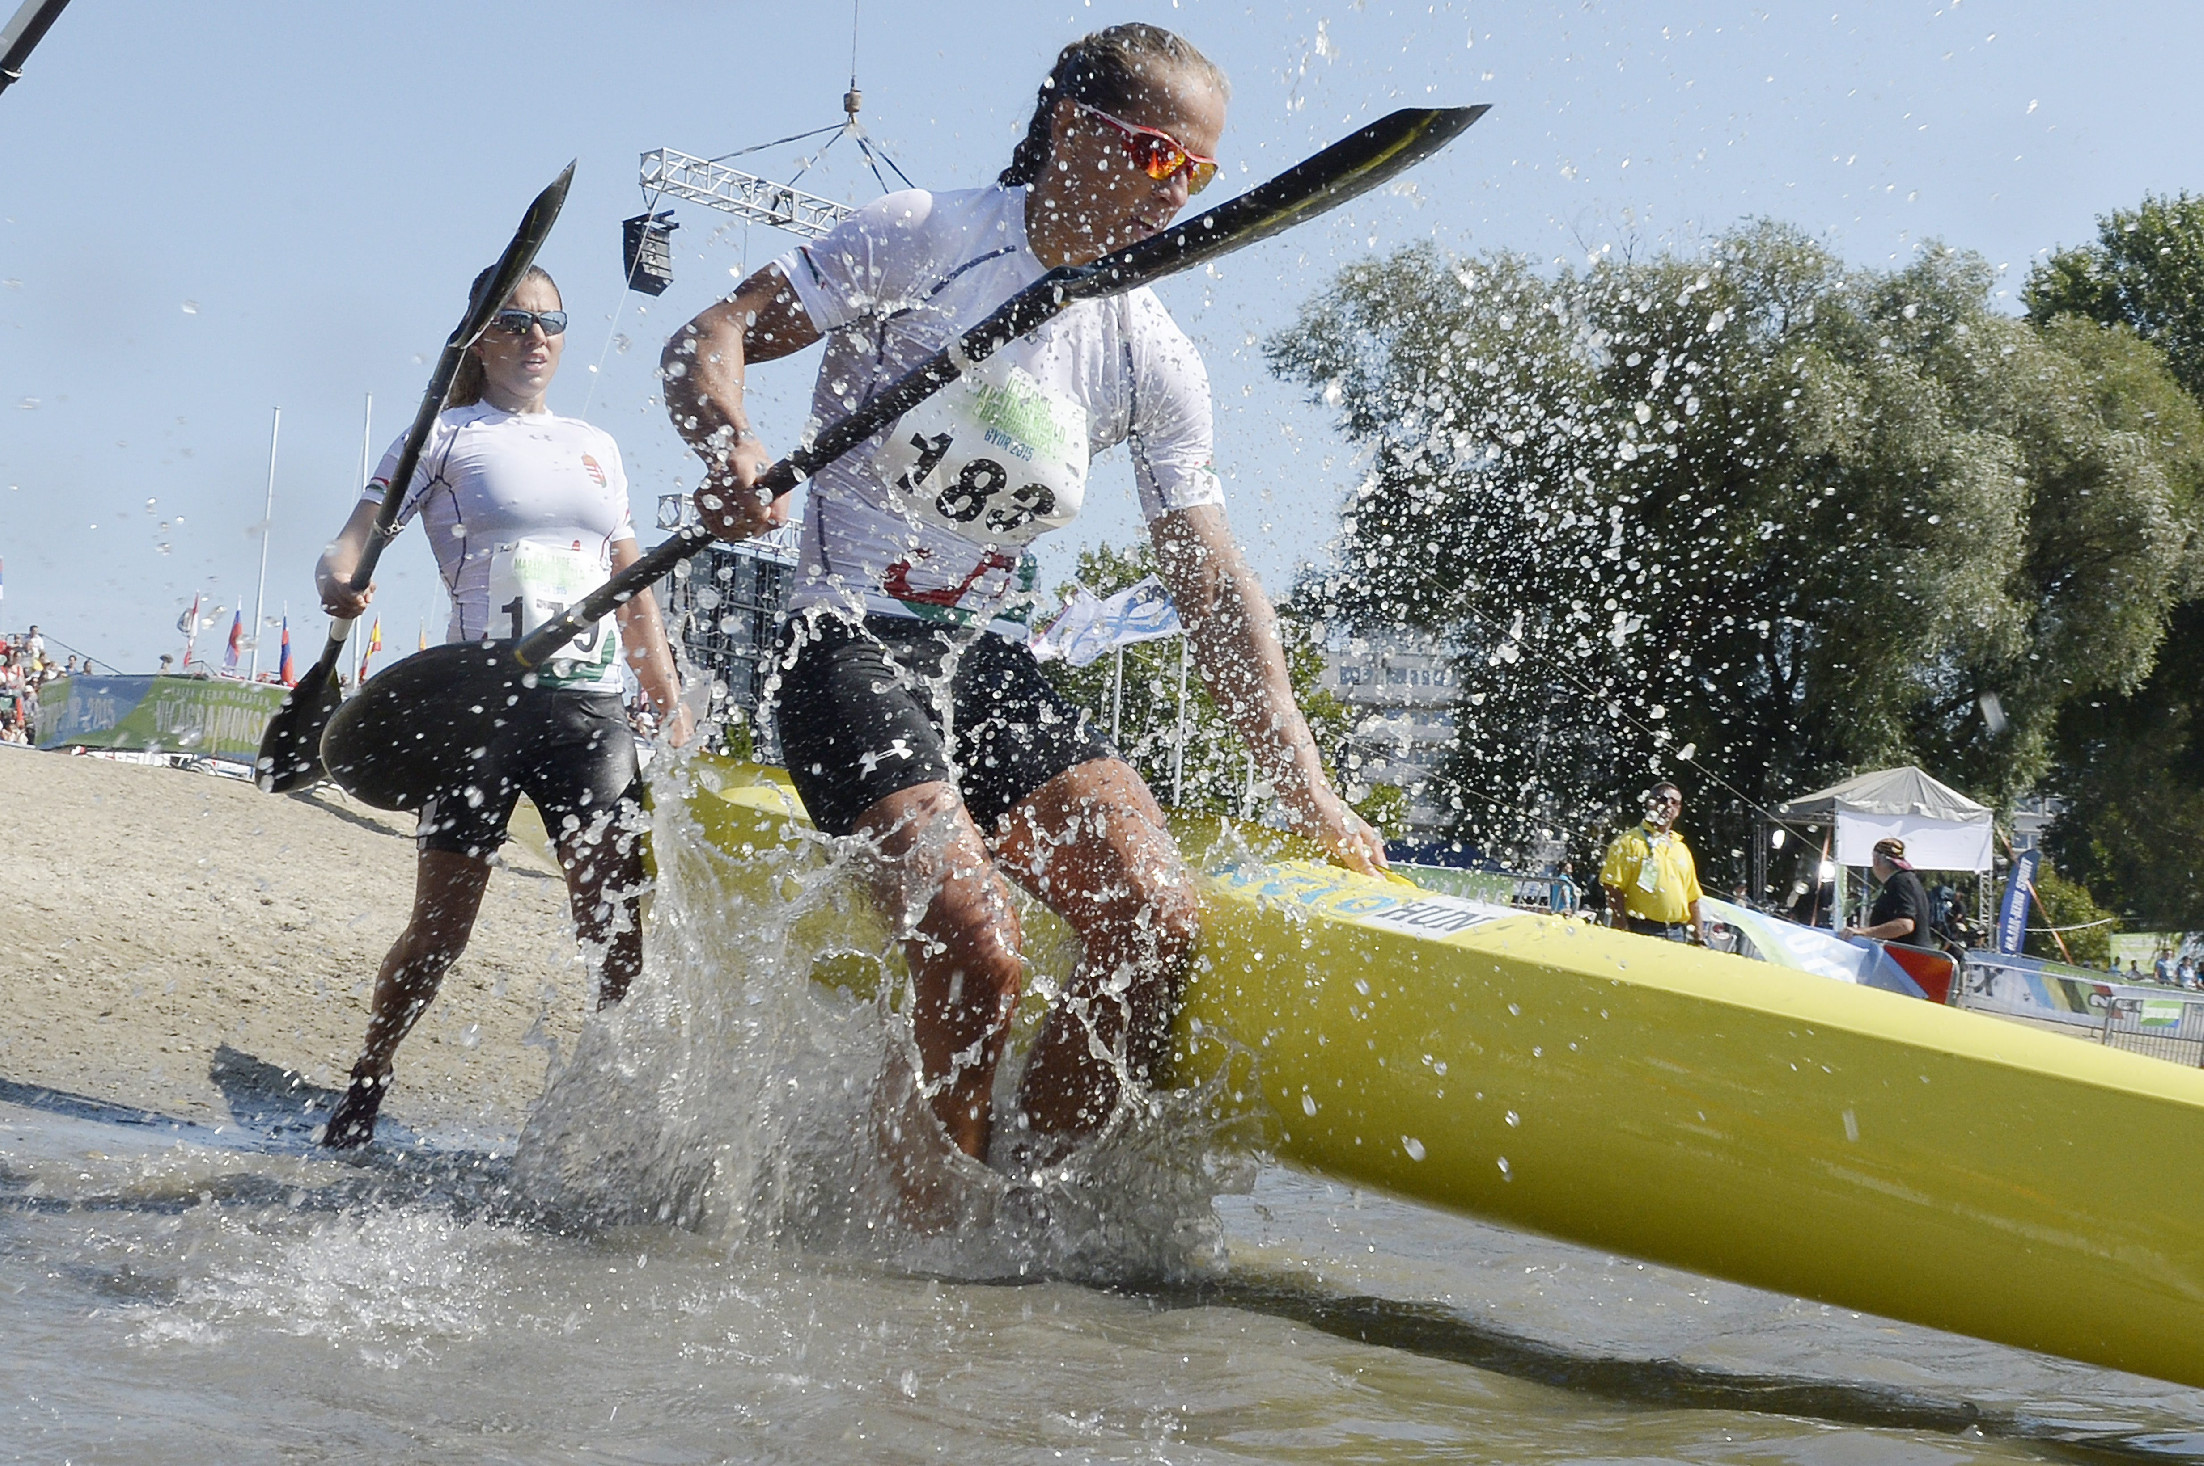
[[1031, 575, 1182, 667]]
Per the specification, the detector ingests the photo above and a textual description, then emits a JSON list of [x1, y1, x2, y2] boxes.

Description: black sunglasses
[[490, 308, 567, 336]]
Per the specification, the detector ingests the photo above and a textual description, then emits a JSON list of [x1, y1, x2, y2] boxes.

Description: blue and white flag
[[1996, 846, 2040, 956], [1031, 575, 1182, 667]]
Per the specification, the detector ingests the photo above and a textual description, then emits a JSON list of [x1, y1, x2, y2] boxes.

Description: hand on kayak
[[660, 703, 696, 750], [1286, 783, 1390, 876], [694, 429, 785, 543]]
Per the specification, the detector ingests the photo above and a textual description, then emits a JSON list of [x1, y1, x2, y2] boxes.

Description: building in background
[[1314, 627, 1459, 840], [654, 496, 796, 757]]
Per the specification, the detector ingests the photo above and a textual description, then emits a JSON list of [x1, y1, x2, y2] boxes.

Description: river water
[[7, 783, 2204, 1462]]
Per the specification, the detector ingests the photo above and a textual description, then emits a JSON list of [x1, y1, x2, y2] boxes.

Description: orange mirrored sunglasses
[[1072, 100, 1218, 194]]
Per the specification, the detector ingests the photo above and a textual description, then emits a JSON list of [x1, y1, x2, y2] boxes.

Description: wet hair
[[448, 264, 560, 409], [999, 24, 1229, 189]]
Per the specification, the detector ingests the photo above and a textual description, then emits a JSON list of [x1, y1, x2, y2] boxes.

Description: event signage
[[1996, 847, 2040, 957], [33, 675, 291, 761]]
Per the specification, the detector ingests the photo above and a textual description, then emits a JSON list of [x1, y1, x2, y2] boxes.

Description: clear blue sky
[[3, 1, 2198, 671]]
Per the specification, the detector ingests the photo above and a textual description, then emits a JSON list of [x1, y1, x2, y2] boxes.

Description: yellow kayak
[[676, 754, 2204, 1388]]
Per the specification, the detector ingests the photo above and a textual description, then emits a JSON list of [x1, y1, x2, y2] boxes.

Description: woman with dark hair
[[315, 265, 690, 1147], [662, 24, 1385, 1182]]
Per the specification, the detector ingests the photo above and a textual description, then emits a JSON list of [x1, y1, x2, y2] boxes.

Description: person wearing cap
[[1845, 837, 1936, 949], [1599, 781, 1707, 943]]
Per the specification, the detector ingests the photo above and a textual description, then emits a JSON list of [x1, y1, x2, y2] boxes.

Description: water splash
[[514, 754, 1255, 1284]]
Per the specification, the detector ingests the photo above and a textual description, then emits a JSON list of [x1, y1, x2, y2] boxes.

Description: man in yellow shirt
[[1600, 780, 1706, 943]]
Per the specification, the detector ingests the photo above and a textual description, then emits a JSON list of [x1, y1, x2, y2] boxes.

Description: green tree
[[1036, 539, 1354, 820], [2028, 195, 2204, 929], [2045, 599, 2204, 929], [2026, 857, 2118, 968], [1269, 225, 2202, 885], [2027, 192, 2204, 400]]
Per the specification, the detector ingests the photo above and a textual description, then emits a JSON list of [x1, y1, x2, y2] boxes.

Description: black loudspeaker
[[621, 211, 678, 296]]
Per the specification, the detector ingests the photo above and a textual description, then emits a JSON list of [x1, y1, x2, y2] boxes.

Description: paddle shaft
[[511, 106, 1485, 669]]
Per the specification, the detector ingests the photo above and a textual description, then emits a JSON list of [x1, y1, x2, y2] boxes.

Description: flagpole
[[1171, 634, 1189, 807], [1110, 646, 1123, 745], [249, 406, 280, 679], [346, 391, 373, 683]]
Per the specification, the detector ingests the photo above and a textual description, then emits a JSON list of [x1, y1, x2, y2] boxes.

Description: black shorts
[[770, 611, 1116, 838], [415, 685, 644, 859]]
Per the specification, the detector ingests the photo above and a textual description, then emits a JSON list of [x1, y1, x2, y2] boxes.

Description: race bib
[[486, 537, 618, 689], [872, 361, 1089, 548]]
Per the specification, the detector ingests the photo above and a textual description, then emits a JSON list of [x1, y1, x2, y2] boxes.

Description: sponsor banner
[[2108, 931, 2203, 974], [1996, 848, 2039, 956], [34, 675, 291, 760]]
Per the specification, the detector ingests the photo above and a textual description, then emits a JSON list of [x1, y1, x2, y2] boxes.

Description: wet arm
[[662, 263, 820, 540]]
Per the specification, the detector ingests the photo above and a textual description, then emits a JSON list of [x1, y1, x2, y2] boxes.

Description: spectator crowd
[[2, 625, 92, 744]]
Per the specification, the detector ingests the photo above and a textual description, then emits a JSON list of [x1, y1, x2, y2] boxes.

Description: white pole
[[1171, 634, 1189, 807], [249, 406, 279, 678], [1109, 645, 1123, 745], [346, 392, 373, 679]]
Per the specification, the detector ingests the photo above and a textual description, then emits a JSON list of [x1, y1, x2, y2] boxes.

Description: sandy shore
[[0, 744, 596, 1138]]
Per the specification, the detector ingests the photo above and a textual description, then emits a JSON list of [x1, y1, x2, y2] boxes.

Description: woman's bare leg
[[324, 848, 492, 1147], [852, 780, 1026, 1161], [556, 808, 648, 1009], [357, 849, 494, 1075], [993, 759, 1201, 1152]]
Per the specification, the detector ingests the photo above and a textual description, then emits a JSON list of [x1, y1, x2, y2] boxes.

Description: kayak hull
[[676, 756, 2204, 1387]]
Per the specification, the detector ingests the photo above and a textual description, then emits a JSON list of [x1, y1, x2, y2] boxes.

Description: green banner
[[35, 675, 291, 760]]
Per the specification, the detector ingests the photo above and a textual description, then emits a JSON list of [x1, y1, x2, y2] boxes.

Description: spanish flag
[[358, 616, 384, 682]]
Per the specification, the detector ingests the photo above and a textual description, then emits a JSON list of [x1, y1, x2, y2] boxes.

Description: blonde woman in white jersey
[[665, 24, 1385, 1181], [315, 265, 690, 1147]]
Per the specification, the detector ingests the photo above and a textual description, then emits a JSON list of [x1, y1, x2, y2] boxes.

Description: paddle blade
[[254, 652, 343, 793], [1081, 105, 1486, 297], [321, 643, 527, 812]]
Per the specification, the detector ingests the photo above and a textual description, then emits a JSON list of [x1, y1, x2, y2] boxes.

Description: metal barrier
[[2099, 994, 2204, 1067]]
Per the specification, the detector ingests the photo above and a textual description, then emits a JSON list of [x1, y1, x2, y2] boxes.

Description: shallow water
[[7, 1087, 2204, 1463], [9, 773, 2204, 1463]]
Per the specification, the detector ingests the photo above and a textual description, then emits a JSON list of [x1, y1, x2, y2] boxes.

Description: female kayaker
[[662, 22, 1385, 1180], [317, 265, 690, 1147]]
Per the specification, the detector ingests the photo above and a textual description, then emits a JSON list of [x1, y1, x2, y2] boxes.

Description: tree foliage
[[2026, 857, 2118, 968], [2029, 194, 2204, 929], [1269, 224, 2203, 886], [2045, 598, 2204, 929], [1035, 539, 1355, 822], [2027, 192, 2204, 401]]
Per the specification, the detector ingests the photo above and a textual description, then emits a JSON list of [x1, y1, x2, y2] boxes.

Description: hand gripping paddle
[[321, 106, 1487, 811], [253, 161, 576, 794]]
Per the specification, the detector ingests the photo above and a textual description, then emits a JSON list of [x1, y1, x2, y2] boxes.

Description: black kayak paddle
[[254, 161, 576, 794], [322, 107, 1487, 811]]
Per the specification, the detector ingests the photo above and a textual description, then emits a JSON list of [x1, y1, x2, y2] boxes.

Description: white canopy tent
[[1775, 765, 1995, 872], [1773, 766, 1995, 929]]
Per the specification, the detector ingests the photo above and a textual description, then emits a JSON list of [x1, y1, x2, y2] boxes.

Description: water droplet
[[1402, 1136, 1426, 1161], [1302, 1093, 1318, 1116], [1497, 1156, 1512, 1179], [1504, 1110, 1520, 1127]]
